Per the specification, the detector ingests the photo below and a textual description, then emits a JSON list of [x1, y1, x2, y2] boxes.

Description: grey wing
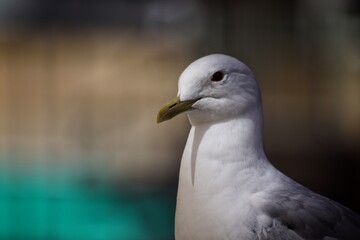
[[260, 179, 360, 240]]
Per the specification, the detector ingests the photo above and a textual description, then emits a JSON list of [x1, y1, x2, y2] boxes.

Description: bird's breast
[[174, 128, 265, 239]]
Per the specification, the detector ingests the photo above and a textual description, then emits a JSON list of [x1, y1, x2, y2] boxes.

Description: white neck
[[175, 106, 275, 239], [181, 106, 268, 186]]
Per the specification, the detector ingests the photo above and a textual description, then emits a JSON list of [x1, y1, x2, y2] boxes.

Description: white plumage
[[157, 54, 360, 240]]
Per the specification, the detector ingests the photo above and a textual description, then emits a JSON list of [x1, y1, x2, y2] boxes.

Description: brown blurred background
[[0, 0, 359, 239]]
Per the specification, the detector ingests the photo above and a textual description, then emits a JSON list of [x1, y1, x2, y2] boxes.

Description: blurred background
[[0, 0, 359, 239]]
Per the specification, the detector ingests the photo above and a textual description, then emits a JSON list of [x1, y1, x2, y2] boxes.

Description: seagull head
[[157, 54, 261, 125]]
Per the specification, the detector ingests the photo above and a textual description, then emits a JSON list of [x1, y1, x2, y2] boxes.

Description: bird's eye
[[211, 71, 224, 82]]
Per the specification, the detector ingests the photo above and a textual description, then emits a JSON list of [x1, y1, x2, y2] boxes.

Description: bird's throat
[[184, 107, 266, 186]]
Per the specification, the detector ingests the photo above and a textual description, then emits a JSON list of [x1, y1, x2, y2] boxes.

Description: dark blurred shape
[[1, 0, 144, 28], [347, 0, 360, 15]]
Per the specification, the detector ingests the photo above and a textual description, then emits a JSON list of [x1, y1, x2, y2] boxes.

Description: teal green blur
[[0, 156, 175, 240]]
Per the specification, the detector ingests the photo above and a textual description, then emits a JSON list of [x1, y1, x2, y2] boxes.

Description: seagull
[[157, 54, 360, 240]]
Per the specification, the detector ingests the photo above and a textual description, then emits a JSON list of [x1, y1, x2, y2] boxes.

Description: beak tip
[[156, 112, 164, 124]]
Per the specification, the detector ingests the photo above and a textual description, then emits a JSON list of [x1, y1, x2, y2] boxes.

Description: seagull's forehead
[[181, 54, 251, 81], [178, 68, 204, 100], [180, 56, 228, 83], [179, 66, 206, 88], [177, 54, 256, 100]]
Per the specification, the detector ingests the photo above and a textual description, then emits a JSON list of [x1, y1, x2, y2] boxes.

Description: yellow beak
[[157, 96, 199, 123]]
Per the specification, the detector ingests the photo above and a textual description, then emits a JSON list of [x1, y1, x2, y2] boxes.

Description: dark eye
[[211, 71, 224, 82]]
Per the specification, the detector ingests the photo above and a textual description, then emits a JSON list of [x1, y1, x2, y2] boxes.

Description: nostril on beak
[[168, 103, 177, 110]]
